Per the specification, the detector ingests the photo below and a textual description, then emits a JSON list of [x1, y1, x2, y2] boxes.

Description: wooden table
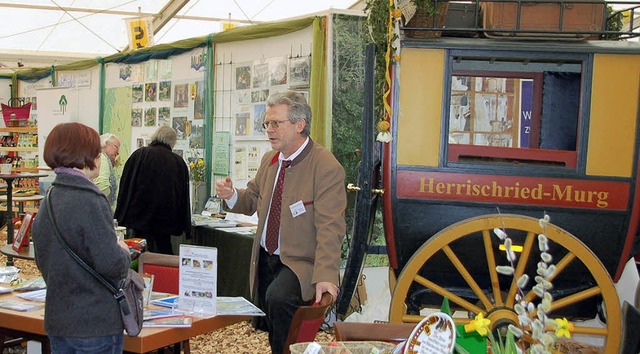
[[0, 172, 47, 266], [0, 244, 35, 261], [0, 291, 251, 353]]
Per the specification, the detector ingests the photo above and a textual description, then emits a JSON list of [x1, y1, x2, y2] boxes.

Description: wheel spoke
[[443, 244, 494, 310], [483, 229, 503, 306], [413, 273, 484, 315], [549, 286, 601, 312], [389, 214, 620, 354], [568, 324, 608, 336], [524, 252, 576, 303]]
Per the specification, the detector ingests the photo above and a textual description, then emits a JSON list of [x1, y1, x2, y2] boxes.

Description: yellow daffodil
[[554, 317, 573, 338], [190, 156, 206, 183], [464, 313, 491, 337], [378, 120, 390, 132], [391, 8, 402, 19]]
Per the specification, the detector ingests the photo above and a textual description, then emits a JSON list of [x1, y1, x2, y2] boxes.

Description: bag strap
[[45, 187, 131, 313]]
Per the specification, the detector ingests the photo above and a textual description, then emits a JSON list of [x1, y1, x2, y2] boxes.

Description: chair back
[[283, 292, 333, 354], [138, 252, 180, 295]]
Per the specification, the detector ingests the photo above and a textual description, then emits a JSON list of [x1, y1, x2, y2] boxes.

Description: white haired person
[[95, 133, 120, 209]]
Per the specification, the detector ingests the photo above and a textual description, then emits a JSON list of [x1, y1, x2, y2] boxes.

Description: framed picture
[[13, 212, 35, 252]]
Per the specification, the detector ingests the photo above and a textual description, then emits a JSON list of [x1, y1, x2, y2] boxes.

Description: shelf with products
[[0, 126, 38, 174]]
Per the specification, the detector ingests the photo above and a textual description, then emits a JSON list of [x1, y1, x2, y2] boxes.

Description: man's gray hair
[[151, 126, 177, 148], [100, 133, 119, 149], [266, 91, 311, 136]]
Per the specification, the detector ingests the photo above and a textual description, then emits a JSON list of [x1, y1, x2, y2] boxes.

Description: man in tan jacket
[[216, 91, 346, 354]]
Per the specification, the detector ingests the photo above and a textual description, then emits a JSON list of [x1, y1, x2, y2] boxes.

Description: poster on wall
[[288, 56, 311, 88], [36, 87, 78, 169], [213, 131, 230, 176]]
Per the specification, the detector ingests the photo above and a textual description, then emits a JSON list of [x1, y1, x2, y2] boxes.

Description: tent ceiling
[[0, 0, 358, 57]]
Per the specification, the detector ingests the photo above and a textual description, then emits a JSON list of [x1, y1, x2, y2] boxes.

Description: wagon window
[[447, 58, 581, 168]]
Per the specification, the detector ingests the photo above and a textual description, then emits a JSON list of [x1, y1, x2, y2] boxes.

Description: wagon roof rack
[[399, 0, 640, 40]]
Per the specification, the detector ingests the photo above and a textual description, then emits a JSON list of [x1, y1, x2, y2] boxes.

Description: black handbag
[[44, 188, 145, 336]]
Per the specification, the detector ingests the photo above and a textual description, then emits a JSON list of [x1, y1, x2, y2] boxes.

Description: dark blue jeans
[[49, 334, 124, 354]]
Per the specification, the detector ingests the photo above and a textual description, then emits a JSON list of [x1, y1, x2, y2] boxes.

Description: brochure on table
[[178, 244, 217, 316]]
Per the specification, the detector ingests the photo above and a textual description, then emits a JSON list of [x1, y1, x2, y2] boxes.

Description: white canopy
[[0, 0, 359, 63]]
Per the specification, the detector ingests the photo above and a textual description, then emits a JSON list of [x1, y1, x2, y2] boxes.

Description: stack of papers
[[0, 266, 20, 283], [15, 289, 46, 302], [150, 295, 265, 316], [143, 316, 192, 328], [144, 308, 185, 320], [191, 215, 238, 228], [0, 300, 43, 312]]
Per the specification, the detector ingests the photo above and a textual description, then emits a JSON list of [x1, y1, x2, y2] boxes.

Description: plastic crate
[[289, 341, 398, 354]]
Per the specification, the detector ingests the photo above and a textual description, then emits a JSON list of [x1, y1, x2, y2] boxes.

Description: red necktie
[[265, 160, 291, 254]]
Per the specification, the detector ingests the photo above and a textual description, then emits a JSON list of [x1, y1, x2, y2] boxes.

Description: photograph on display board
[[235, 112, 249, 136], [252, 63, 269, 89], [145, 82, 157, 102], [132, 84, 143, 103], [194, 81, 204, 119], [158, 107, 170, 126], [173, 116, 188, 140], [289, 56, 311, 88], [131, 64, 144, 83], [251, 89, 268, 103], [136, 137, 145, 149], [253, 104, 266, 136], [269, 58, 287, 86], [132, 108, 142, 127], [174, 83, 189, 108], [159, 81, 171, 101], [144, 108, 157, 126], [190, 125, 204, 149], [235, 64, 251, 90], [236, 90, 250, 105], [145, 60, 158, 81], [158, 59, 172, 80]]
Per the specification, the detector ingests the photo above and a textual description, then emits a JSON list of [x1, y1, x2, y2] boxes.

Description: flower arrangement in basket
[[461, 214, 574, 354]]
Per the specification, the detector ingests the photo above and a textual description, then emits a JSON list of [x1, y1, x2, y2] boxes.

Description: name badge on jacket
[[289, 200, 306, 217]]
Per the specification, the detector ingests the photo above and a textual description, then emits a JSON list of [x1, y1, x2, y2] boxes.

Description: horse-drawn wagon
[[339, 2, 640, 352]]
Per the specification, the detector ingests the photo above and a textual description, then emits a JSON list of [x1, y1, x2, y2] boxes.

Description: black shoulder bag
[[44, 188, 145, 336]]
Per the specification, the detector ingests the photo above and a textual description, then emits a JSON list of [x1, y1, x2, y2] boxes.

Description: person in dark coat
[[115, 126, 191, 254], [32, 122, 132, 354]]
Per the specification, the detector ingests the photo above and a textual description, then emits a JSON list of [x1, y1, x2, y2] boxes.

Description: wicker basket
[[290, 341, 398, 354], [404, 2, 449, 39]]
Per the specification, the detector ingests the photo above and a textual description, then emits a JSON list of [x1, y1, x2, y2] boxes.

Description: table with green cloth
[[190, 225, 254, 300]]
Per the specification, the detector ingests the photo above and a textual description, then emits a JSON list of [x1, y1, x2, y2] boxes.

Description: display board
[[104, 48, 207, 169], [213, 25, 314, 191]]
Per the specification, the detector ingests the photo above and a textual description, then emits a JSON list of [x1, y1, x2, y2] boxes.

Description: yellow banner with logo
[[125, 17, 154, 50]]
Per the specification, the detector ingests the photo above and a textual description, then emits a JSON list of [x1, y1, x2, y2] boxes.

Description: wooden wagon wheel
[[389, 214, 621, 353]]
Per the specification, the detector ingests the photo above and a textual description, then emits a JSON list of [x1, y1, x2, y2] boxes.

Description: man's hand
[[315, 281, 338, 304], [215, 176, 234, 200]]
